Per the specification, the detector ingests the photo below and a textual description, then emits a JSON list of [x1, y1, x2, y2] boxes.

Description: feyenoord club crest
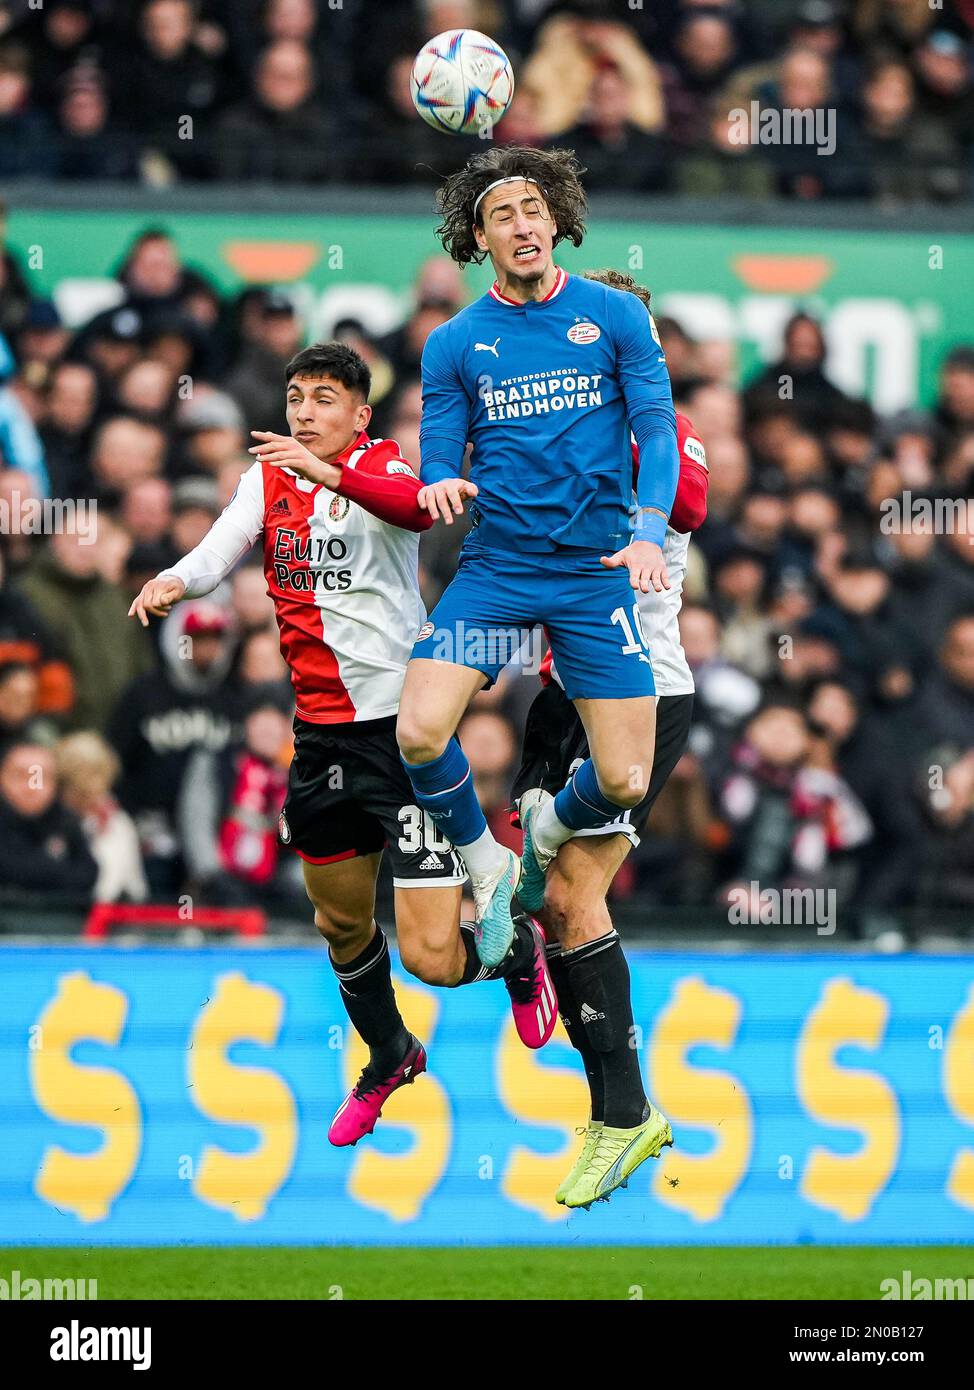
[[329, 495, 350, 522], [278, 812, 291, 845], [417, 621, 435, 640]]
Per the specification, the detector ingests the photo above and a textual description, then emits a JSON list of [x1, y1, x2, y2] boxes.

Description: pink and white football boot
[[505, 915, 559, 1050], [328, 1035, 427, 1147]]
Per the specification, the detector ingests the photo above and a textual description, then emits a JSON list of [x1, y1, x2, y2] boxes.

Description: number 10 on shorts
[[611, 603, 651, 658]]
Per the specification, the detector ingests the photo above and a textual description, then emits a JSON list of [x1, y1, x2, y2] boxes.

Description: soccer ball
[[410, 29, 514, 137]]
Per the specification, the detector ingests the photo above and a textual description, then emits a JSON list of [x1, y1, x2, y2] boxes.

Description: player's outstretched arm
[[129, 462, 265, 624]]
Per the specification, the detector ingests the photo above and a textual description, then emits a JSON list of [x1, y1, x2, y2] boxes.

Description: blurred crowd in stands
[[0, 217, 973, 935], [0, 0, 972, 201]]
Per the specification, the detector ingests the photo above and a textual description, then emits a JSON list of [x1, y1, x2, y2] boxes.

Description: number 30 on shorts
[[610, 603, 651, 658], [397, 805, 452, 854]]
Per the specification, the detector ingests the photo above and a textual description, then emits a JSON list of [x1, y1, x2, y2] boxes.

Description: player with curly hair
[[396, 145, 680, 1204]]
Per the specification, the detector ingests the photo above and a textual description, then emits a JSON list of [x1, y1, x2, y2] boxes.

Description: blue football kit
[[403, 267, 680, 862], [412, 268, 678, 698]]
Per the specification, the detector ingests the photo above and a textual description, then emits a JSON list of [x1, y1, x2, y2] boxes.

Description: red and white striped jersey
[[159, 432, 428, 723]]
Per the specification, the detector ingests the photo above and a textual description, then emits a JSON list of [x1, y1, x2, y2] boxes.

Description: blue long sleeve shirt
[[420, 271, 677, 556]]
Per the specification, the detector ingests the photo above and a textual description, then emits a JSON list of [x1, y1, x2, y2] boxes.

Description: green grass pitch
[[2, 1246, 969, 1300]]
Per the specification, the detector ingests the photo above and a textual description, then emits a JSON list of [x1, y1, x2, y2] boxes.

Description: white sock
[[533, 798, 573, 857], [460, 824, 507, 880]]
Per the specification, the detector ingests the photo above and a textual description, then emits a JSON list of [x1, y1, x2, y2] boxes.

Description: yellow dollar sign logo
[[345, 975, 450, 1222], [32, 971, 142, 1223], [499, 1016, 590, 1222], [798, 976, 899, 1220], [190, 972, 297, 1221], [650, 975, 752, 1221]]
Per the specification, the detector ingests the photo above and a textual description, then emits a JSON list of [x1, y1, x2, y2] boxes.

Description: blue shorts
[[411, 545, 656, 700]]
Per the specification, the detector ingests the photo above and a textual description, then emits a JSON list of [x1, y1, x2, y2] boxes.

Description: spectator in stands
[[914, 741, 974, 915], [54, 63, 139, 181], [912, 29, 974, 155], [0, 40, 55, 178], [222, 292, 301, 435], [754, 45, 857, 200], [914, 612, 974, 747], [55, 729, 148, 902], [22, 0, 110, 108], [0, 740, 97, 897], [745, 312, 848, 433], [109, 599, 240, 892], [660, 8, 740, 152], [176, 389, 246, 476], [850, 58, 962, 202], [936, 346, 974, 435], [177, 687, 294, 906], [18, 527, 151, 730], [38, 360, 98, 497], [561, 64, 666, 191], [114, 0, 220, 179], [719, 698, 871, 906], [89, 414, 166, 499], [14, 299, 69, 382], [520, 10, 664, 137], [0, 661, 50, 751], [806, 676, 923, 921], [212, 38, 332, 182]]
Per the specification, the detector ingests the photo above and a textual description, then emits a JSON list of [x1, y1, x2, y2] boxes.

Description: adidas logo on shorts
[[419, 853, 442, 871], [580, 1002, 606, 1023]]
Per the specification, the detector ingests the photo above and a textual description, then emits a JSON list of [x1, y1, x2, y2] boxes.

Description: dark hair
[[284, 342, 371, 400], [583, 268, 651, 310], [435, 144, 587, 267]]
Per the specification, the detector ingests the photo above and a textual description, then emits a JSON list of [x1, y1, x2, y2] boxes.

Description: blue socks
[[401, 738, 487, 848], [553, 757, 626, 831]]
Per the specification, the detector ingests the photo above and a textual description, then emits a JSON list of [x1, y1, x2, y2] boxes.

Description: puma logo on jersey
[[475, 337, 501, 357]]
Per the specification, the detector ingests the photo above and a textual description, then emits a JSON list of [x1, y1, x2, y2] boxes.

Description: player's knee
[[543, 871, 573, 938], [598, 766, 650, 810], [395, 710, 449, 766], [398, 938, 460, 987], [308, 896, 371, 950], [546, 870, 604, 940]]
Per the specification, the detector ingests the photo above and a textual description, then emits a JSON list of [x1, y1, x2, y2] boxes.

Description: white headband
[[473, 175, 543, 220]]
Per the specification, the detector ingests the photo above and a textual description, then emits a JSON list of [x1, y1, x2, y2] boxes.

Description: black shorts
[[279, 715, 466, 888], [510, 683, 694, 845]]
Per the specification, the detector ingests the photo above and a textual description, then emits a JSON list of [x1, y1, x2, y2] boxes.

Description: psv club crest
[[567, 321, 600, 345], [329, 495, 351, 522]]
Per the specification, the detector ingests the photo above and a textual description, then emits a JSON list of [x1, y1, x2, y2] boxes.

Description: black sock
[[330, 924, 410, 1072], [563, 931, 647, 1129], [545, 942, 604, 1123], [451, 918, 534, 986]]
